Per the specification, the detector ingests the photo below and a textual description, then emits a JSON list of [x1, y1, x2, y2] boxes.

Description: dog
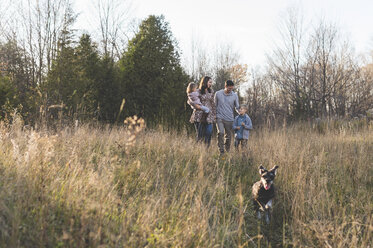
[[252, 165, 279, 224]]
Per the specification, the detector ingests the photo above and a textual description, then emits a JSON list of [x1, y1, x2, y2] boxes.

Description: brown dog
[[252, 165, 279, 223]]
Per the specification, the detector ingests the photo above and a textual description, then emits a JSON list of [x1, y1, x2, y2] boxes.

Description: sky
[[75, 0, 373, 67]]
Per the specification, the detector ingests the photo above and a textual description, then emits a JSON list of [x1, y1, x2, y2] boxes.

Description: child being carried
[[186, 82, 210, 113]]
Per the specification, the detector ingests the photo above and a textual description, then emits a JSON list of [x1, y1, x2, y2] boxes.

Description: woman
[[190, 76, 216, 146]]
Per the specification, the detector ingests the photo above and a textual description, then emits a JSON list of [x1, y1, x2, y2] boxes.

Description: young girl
[[186, 82, 210, 113]]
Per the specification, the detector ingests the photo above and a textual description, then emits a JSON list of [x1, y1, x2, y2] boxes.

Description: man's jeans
[[216, 118, 233, 154]]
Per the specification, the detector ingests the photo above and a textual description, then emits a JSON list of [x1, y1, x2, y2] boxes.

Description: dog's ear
[[258, 165, 267, 175], [270, 165, 279, 175]]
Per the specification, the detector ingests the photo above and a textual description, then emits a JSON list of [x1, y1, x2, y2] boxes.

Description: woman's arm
[[210, 90, 216, 111], [214, 91, 218, 106]]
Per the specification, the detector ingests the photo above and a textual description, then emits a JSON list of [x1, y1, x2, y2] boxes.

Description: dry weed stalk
[[123, 115, 145, 153]]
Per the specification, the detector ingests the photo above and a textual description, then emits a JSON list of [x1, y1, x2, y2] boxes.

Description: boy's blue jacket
[[233, 114, 253, 139]]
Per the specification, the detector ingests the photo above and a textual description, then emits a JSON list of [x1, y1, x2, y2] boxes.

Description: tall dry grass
[[0, 116, 372, 247]]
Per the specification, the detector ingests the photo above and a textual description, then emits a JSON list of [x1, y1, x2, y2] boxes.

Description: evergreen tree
[[96, 55, 121, 122], [45, 34, 78, 114], [43, 10, 79, 119], [0, 40, 37, 122], [74, 34, 100, 118], [0, 73, 19, 120], [119, 15, 189, 127]]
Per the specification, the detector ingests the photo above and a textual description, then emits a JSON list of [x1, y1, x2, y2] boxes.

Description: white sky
[[75, 0, 373, 67]]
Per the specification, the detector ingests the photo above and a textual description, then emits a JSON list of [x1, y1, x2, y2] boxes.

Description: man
[[214, 80, 239, 154]]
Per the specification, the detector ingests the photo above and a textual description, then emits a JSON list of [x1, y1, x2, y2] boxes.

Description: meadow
[[0, 115, 372, 247]]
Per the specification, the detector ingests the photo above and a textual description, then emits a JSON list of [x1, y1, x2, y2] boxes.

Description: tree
[[98, 0, 132, 58], [347, 63, 373, 116], [0, 73, 19, 120], [186, 34, 213, 83], [185, 37, 243, 91], [74, 34, 101, 119], [95, 55, 121, 122], [0, 0, 76, 87], [44, 29, 78, 118], [267, 6, 306, 119], [0, 0, 78, 123], [119, 15, 189, 128], [0, 40, 36, 121], [229, 63, 249, 99], [265, 6, 360, 121], [212, 43, 240, 91], [245, 68, 286, 127]]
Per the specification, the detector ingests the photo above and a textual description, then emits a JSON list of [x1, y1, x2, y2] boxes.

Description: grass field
[[0, 116, 372, 247]]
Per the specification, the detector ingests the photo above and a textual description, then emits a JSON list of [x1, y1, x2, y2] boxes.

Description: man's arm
[[234, 93, 240, 114], [233, 116, 240, 130]]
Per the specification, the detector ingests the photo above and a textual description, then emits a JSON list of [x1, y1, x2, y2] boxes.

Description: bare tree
[[267, 5, 307, 118], [184, 33, 213, 83], [311, 21, 338, 117], [245, 67, 286, 127], [184, 33, 242, 88], [212, 42, 240, 90], [306, 20, 358, 118], [346, 61, 373, 116], [0, 0, 76, 122], [0, 0, 13, 41], [229, 63, 249, 97], [92, 0, 133, 59], [266, 5, 362, 120], [1, 0, 76, 86]]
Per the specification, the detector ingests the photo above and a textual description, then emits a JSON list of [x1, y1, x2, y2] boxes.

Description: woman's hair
[[186, 82, 197, 93], [199, 76, 212, 95]]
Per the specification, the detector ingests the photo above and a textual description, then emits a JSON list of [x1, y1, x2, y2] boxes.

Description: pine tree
[[43, 9, 79, 119], [74, 34, 100, 118], [96, 55, 121, 122], [45, 33, 78, 114], [0, 40, 36, 122], [0, 73, 19, 120], [119, 15, 189, 127]]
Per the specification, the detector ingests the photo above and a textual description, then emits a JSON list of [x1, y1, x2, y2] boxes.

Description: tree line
[[0, 0, 191, 129], [0, 1, 372, 129], [244, 9, 373, 125]]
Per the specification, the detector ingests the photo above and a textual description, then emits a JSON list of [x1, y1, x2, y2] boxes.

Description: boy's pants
[[216, 118, 233, 154], [235, 138, 248, 149]]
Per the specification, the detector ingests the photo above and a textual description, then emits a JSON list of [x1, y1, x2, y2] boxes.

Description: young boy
[[233, 104, 252, 149]]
